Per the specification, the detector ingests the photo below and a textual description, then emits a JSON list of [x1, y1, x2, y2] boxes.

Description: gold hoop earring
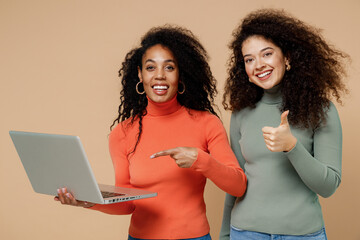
[[178, 82, 185, 94], [286, 63, 291, 71], [136, 82, 145, 95]]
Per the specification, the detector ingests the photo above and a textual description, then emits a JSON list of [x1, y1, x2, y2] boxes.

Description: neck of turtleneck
[[261, 84, 283, 105], [146, 95, 182, 116]]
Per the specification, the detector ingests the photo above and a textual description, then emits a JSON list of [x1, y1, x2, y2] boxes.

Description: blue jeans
[[230, 226, 327, 240], [128, 233, 211, 240]]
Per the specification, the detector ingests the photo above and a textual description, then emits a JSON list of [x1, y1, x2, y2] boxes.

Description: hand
[[262, 110, 297, 152], [150, 147, 198, 168], [54, 187, 95, 208]]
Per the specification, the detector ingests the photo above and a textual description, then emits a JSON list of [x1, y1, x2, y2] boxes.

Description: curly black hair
[[111, 25, 218, 153], [223, 9, 349, 128]]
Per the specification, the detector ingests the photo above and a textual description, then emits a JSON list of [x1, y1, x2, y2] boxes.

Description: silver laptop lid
[[9, 131, 105, 204]]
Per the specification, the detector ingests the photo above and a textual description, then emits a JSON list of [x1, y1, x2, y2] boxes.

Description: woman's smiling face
[[242, 35, 289, 90], [138, 44, 179, 103]]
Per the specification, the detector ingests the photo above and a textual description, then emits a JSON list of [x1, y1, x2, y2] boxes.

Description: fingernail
[[62, 188, 66, 193], [150, 154, 155, 159], [57, 189, 60, 194], [66, 193, 71, 198]]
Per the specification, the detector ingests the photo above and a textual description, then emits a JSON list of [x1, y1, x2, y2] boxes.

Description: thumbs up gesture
[[262, 110, 297, 152]]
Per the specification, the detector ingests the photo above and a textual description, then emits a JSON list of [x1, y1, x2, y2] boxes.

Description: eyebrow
[[243, 47, 274, 58], [144, 59, 176, 64]]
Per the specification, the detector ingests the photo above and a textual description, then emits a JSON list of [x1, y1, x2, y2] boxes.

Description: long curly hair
[[111, 25, 218, 153], [223, 9, 349, 128]]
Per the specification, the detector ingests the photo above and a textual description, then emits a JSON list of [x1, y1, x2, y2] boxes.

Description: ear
[[137, 66, 143, 82], [285, 55, 291, 66]]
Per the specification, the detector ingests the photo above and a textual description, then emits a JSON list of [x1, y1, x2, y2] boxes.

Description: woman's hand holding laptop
[[54, 187, 95, 208]]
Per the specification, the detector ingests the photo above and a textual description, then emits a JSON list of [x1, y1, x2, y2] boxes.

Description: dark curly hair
[[111, 25, 218, 153], [223, 9, 349, 128]]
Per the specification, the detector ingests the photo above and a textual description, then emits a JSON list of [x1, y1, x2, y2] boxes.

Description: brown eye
[[245, 58, 254, 64], [146, 66, 155, 71], [165, 65, 175, 71], [264, 52, 272, 57]]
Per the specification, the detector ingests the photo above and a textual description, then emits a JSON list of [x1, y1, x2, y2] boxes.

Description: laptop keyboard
[[101, 191, 125, 198]]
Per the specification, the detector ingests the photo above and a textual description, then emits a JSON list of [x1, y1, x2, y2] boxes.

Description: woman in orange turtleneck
[[55, 25, 247, 240]]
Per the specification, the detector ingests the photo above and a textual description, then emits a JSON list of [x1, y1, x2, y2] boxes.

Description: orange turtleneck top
[[91, 96, 247, 239]]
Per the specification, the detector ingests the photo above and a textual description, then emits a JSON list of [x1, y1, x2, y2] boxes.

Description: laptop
[[9, 130, 157, 204]]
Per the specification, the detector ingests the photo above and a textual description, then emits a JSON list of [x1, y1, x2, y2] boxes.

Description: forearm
[[287, 103, 342, 198], [88, 202, 135, 215], [192, 150, 247, 197], [286, 141, 341, 197]]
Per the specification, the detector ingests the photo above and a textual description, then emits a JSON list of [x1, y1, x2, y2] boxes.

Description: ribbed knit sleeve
[[191, 114, 247, 197], [286, 102, 342, 198], [219, 112, 246, 240]]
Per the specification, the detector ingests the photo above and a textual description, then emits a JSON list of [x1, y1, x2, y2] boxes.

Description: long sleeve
[[89, 123, 135, 214], [219, 112, 246, 239], [190, 115, 247, 197], [286, 102, 342, 198]]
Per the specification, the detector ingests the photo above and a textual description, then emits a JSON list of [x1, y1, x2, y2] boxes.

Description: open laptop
[[9, 130, 157, 204]]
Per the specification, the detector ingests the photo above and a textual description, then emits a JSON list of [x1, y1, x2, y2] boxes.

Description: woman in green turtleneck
[[220, 9, 349, 240]]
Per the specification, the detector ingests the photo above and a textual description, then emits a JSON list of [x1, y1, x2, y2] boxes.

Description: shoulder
[[314, 101, 342, 133], [323, 101, 341, 123], [328, 101, 339, 113], [184, 109, 227, 137], [231, 106, 253, 123], [188, 109, 223, 126], [325, 101, 341, 124], [110, 118, 139, 140]]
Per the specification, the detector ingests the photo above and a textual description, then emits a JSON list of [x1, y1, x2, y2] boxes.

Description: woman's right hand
[[262, 110, 297, 152], [54, 187, 95, 208]]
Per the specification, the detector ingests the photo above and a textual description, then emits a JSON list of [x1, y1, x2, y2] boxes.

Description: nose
[[155, 68, 165, 80], [255, 58, 265, 70]]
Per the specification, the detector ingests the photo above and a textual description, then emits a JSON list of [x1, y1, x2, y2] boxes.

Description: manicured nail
[[150, 154, 155, 159], [57, 189, 60, 194], [62, 188, 66, 193], [66, 193, 71, 198]]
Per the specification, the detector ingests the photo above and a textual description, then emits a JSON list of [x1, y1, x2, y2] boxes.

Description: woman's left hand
[[262, 110, 297, 152], [150, 147, 198, 168]]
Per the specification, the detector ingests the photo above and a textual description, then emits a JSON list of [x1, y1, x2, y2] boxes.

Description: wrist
[[285, 137, 297, 152]]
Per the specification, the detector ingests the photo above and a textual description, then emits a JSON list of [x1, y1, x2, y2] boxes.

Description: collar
[[146, 95, 182, 116], [261, 84, 283, 104]]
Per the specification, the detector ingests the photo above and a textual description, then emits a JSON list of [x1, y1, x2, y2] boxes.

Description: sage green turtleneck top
[[220, 85, 342, 238]]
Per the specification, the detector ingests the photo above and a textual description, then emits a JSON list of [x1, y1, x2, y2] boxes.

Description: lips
[[152, 84, 169, 95], [256, 70, 272, 80]]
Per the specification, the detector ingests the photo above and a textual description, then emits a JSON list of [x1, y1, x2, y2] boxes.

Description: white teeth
[[153, 85, 168, 90], [258, 71, 271, 78]]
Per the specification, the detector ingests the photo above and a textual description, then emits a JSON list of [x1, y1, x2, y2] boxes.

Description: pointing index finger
[[150, 148, 177, 159], [150, 151, 169, 159]]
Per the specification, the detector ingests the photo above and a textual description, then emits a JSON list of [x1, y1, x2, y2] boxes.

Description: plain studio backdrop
[[1, 0, 359, 239]]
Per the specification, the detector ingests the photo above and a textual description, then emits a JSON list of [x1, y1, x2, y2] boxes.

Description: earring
[[286, 63, 291, 71], [136, 82, 145, 95], [178, 82, 185, 94]]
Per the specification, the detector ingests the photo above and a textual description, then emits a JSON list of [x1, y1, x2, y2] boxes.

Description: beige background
[[1, 0, 359, 239]]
